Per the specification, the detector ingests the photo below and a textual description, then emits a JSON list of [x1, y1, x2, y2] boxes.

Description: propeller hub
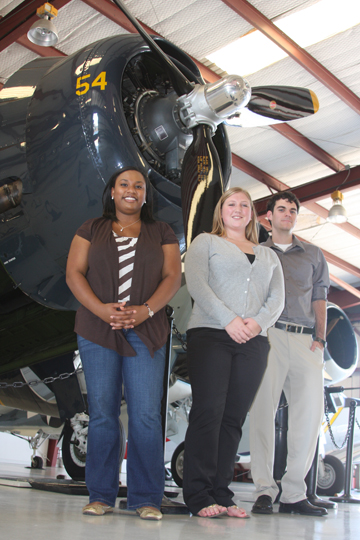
[[132, 90, 193, 182], [177, 75, 251, 133]]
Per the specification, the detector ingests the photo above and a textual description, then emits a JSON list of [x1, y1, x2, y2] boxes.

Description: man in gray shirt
[[250, 191, 330, 517]]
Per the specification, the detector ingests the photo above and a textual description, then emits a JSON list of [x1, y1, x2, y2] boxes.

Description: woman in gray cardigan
[[183, 187, 285, 518]]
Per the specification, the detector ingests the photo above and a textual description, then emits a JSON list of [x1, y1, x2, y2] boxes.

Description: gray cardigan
[[185, 233, 285, 336]]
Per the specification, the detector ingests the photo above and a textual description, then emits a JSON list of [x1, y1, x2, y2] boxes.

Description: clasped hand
[[99, 302, 148, 329], [225, 316, 261, 344]]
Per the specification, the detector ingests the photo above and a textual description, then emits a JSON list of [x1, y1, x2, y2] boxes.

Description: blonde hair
[[211, 187, 259, 244]]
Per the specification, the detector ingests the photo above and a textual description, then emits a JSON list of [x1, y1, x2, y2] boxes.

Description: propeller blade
[[180, 125, 224, 247], [248, 86, 319, 121], [224, 108, 284, 128], [113, 0, 193, 96]]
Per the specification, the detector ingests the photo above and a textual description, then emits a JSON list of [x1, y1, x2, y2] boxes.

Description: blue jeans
[[77, 331, 166, 509]]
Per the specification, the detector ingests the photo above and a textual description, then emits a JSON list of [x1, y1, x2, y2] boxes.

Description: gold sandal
[[82, 502, 114, 515], [136, 506, 162, 520]]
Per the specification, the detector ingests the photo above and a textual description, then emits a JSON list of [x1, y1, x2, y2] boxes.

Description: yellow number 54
[[76, 72, 107, 96]]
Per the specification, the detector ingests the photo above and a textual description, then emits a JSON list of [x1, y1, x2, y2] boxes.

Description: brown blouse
[[74, 217, 179, 357]]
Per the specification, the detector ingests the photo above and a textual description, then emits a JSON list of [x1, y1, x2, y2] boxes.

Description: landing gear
[[317, 454, 345, 496], [28, 429, 49, 470], [61, 419, 87, 481], [61, 413, 127, 481], [171, 441, 185, 488], [31, 455, 44, 469]]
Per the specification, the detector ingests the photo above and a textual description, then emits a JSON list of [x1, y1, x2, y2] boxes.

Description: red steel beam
[[271, 124, 346, 173], [328, 287, 360, 310], [254, 164, 360, 215], [253, 164, 360, 241], [298, 237, 360, 279], [0, 0, 38, 47], [329, 274, 360, 300], [83, 0, 219, 84], [221, 0, 360, 115], [231, 154, 287, 192], [303, 201, 360, 241], [346, 312, 360, 322], [296, 235, 360, 279], [316, 247, 360, 278], [82, 0, 158, 36], [16, 33, 66, 56], [319, 250, 360, 281]]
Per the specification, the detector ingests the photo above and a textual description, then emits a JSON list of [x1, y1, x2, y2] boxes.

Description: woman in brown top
[[66, 167, 181, 520]]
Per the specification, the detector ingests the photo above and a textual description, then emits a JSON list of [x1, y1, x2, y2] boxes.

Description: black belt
[[275, 321, 313, 335]]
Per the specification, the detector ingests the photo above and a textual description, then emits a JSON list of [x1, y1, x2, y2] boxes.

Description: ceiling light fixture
[[27, 3, 59, 47], [326, 190, 348, 224]]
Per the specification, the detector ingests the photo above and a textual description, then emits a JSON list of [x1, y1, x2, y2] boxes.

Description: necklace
[[116, 218, 141, 232]]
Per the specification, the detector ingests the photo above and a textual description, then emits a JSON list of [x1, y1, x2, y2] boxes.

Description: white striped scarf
[[113, 232, 138, 302]]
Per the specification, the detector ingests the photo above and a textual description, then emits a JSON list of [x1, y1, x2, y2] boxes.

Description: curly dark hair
[[102, 166, 154, 223]]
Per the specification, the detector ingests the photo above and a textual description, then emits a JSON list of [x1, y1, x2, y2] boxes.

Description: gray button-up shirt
[[262, 235, 330, 328]]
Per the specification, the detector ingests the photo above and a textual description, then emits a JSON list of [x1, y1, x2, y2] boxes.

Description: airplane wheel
[[61, 418, 126, 481], [317, 454, 345, 496], [62, 422, 87, 481], [31, 456, 43, 469], [171, 441, 185, 488]]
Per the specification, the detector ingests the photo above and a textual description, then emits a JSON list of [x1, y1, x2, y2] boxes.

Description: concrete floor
[[1, 462, 360, 540]]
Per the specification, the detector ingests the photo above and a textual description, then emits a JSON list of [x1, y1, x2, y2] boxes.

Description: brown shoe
[[82, 502, 114, 515]]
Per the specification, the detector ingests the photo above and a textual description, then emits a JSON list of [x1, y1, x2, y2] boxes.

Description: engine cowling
[[324, 303, 358, 385]]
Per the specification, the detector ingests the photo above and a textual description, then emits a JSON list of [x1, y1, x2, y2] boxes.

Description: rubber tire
[[61, 418, 126, 481], [171, 441, 185, 488], [317, 454, 345, 496], [31, 456, 43, 469]]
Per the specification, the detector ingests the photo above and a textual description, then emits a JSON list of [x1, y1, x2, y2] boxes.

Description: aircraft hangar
[[0, 1, 360, 538]]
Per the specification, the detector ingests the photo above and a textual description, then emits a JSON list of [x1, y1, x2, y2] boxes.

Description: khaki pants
[[249, 327, 324, 504]]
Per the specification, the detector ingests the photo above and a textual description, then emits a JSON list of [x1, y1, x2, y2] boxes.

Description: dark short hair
[[266, 190, 300, 214], [102, 166, 154, 223]]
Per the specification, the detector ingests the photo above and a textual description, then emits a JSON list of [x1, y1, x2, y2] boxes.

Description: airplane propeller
[[114, 0, 248, 245], [114, 0, 319, 246]]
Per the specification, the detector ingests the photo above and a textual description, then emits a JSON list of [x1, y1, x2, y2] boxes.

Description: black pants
[[183, 328, 269, 514]]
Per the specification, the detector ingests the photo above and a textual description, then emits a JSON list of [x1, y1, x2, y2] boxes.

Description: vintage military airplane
[[0, 0, 351, 480]]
